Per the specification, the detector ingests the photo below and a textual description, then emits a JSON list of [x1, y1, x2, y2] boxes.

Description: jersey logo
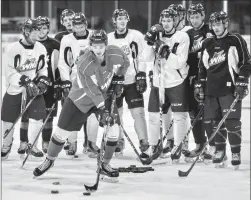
[[209, 50, 226, 67], [120, 45, 130, 55], [17, 58, 37, 72], [191, 36, 204, 52]]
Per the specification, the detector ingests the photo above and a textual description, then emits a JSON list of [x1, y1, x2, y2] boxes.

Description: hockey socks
[[20, 117, 29, 143], [46, 134, 65, 160], [192, 119, 207, 144], [42, 116, 53, 142]]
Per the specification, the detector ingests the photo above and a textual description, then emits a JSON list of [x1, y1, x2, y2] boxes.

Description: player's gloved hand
[[149, 70, 153, 88], [19, 75, 40, 98], [135, 71, 147, 94], [97, 105, 116, 127], [36, 76, 51, 94], [145, 24, 164, 46], [194, 80, 205, 103], [109, 75, 125, 97], [234, 76, 249, 100], [53, 81, 62, 101], [61, 80, 72, 99], [154, 40, 170, 59]]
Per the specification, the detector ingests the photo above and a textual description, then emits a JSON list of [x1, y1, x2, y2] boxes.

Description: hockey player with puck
[[33, 30, 129, 181], [1, 19, 50, 160], [196, 11, 251, 169], [144, 8, 191, 163]]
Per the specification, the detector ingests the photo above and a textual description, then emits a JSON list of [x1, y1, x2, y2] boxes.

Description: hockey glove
[[36, 76, 51, 94], [145, 24, 164, 46], [61, 80, 72, 99], [135, 71, 147, 94], [234, 76, 249, 100], [53, 81, 62, 101], [153, 40, 170, 59], [19, 75, 40, 98], [149, 70, 153, 88], [97, 105, 116, 127], [109, 75, 125, 97], [194, 80, 205, 103]]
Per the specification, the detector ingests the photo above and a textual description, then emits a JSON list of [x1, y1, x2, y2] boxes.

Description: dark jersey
[[198, 32, 251, 97], [186, 23, 214, 77], [54, 31, 70, 43], [39, 37, 60, 83]]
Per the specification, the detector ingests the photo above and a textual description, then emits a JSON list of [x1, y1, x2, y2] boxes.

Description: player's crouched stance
[[33, 30, 129, 181], [1, 19, 50, 160], [196, 11, 251, 170]]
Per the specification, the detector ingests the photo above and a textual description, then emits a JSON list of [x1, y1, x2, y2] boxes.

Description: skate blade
[[88, 154, 98, 158], [159, 152, 171, 159], [172, 159, 180, 164], [233, 165, 240, 170], [184, 157, 194, 163], [19, 154, 25, 160], [100, 175, 119, 183], [151, 157, 170, 166], [115, 152, 123, 157], [203, 159, 212, 165], [215, 161, 228, 168]]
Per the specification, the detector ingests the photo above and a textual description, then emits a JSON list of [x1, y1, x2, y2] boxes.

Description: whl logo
[[209, 50, 226, 67], [17, 58, 37, 72], [191, 36, 203, 52]]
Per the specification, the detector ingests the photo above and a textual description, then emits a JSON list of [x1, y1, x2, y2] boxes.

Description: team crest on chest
[[17, 58, 37, 72], [209, 50, 226, 67]]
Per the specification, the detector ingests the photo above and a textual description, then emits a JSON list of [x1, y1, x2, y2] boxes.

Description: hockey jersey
[[186, 23, 214, 77], [38, 37, 60, 82], [58, 30, 93, 82], [68, 45, 130, 113], [107, 29, 146, 85], [54, 30, 70, 43], [145, 30, 190, 88], [5, 39, 48, 95], [198, 32, 251, 97]]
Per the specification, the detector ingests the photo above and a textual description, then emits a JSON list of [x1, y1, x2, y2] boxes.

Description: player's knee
[[106, 124, 119, 146], [225, 119, 241, 132], [212, 120, 226, 131], [149, 112, 160, 125], [29, 119, 43, 127], [173, 112, 189, 122], [53, 126, 72, 142], [130, 107, 145, 120]]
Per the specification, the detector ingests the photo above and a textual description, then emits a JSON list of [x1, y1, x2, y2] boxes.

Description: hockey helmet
[[60, 9, 75, 25], [159, 8, 178, 24], [22, 18, 39, 35], [89, 29, 108, 45], [37, 16, 50, 28], [209, 11, 229, 29], [72, 12, 88, 26], [187, 3, 205, 20], [112, 9, 130, 23]]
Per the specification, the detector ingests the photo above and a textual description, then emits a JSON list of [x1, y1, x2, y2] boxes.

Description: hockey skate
[[138, 140, 152, 165], [185, 143, 206, 163], [87, 141, 100, 158], [64, 139, 70, 151], [160, 138, 174, 158], [67, 141, 77, 158], [1, 143, 13, 160], [33, 157, 54, 177], [203, 146, 216, 164], [213, 150, 228, 168], [18, 141, 28, 159], [231, 153, 241, 170], [42, 141, 49, 154], [182, 141, 194, 163], [171, 145, 182, 164], [99, 163, 119, 183], [114, 138, 125, 157], [82, 140, 90, 154]]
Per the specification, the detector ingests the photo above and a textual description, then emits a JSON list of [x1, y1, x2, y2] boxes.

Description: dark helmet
[[22, 18, 39, 34], [209, 11, 229, 28], [37, 16, 50, 28], [112, 8, 130, 23], [89, 29, 108, 45], [72, 12, 88, 26], [187, 3, 205, 20], [159, 8, 178, 24], [60, 9, 75, 25], [168, 4, 186, 14]]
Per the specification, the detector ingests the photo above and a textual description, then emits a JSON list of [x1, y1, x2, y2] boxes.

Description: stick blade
[[84, 184, 98, 192], [178, 170, 189, 177]]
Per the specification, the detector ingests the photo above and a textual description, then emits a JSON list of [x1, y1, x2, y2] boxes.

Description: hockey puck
[[83, 192, 91, 196], [51, 190, 59, 194], [52, 181, 60, 185], [74, 155, 79, 158]]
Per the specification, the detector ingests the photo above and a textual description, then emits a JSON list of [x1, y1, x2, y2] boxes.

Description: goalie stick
[[84, 93, 116, 192], [178, 95, 240, 177]]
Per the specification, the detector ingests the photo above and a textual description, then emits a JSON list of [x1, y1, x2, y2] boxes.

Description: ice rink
[[1, 35, 250, 200]]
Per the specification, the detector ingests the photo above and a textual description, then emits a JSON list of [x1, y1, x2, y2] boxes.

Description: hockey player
[[57, 12, 96, 156], [107, 9, 150, 157], [186, 3, 216, 160], [33, 30, 130, 180], [196, 11, 251, 169], [18, 16, 61, 157], [144, 8, 191, 163], [54, 9, 75, 42], [1, 19, 51, 160]]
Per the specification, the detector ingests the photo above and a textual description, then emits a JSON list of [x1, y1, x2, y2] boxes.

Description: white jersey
[[145, 30, 190, 88], [180, 25, 193, 32], [107, 29, 146, 85], [5, 39, 48, 95], [58, 30, 92, 82]]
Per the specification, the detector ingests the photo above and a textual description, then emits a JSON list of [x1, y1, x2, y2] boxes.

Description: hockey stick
[[171, 105, 204, 159], [120, 125, 152, 165], [156, 118, 174, 147], [84, 93, 117, 192], [3, 95, 37, 139], [178, 95, 240, 177], [21, 103, 56, 168]]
